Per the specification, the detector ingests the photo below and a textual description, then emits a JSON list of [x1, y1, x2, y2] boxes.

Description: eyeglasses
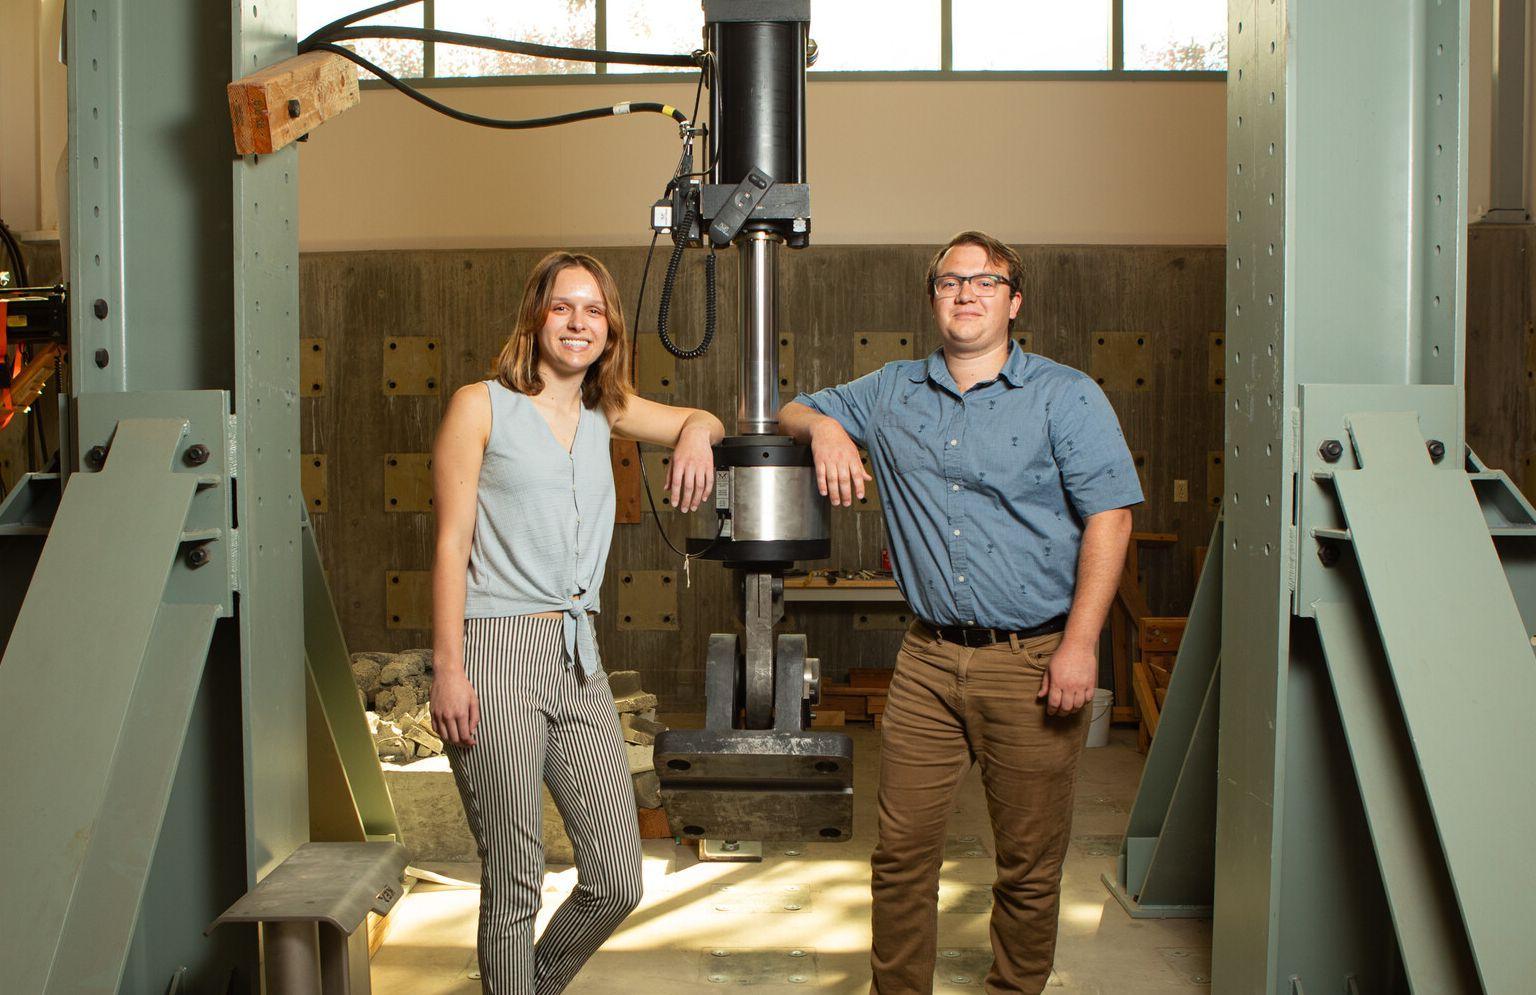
[[931, 273, 1014, 298]]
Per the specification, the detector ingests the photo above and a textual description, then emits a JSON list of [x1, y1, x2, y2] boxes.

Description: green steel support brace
[[0, 2, 394, 991], [1115, 2, 1536, 991]]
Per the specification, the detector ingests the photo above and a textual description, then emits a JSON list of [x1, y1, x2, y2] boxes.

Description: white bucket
[[1085, 688, 1114, 748]]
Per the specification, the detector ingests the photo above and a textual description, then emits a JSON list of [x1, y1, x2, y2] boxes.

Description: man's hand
[[1037, 640, 1096, 716], [431, 670, 480, 747], [810, 418, 872, 506]]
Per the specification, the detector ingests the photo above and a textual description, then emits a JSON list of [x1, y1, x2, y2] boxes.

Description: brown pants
[[870, 622, 1089, 995]]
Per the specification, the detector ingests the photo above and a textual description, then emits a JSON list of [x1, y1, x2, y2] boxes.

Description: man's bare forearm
[[778, 401, 827, 443], [1060, 509, 1132, 653]]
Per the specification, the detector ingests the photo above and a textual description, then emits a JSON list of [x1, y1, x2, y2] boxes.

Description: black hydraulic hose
[[309, 25, 702, 69], [313, 45, 687, 129], [655, 200, 718, 360], [0, 218, 29, 287], [300, 0, 421, 51], [629, 231, 727, 562]]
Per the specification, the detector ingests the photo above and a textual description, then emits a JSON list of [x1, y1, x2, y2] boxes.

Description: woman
[[430, 251, 723, 994]]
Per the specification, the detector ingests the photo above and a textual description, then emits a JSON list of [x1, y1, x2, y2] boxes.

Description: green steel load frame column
[[1116, 2, 1536, 992], [0, 1, 310, 991]]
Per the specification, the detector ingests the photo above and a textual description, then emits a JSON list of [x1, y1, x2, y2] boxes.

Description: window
[[952, 1, 1112, 72], [298, 0, 424, 79], [300, 1, 1225, 82], [435, 1, 596, 78], [1124, 0, 1227, 71]]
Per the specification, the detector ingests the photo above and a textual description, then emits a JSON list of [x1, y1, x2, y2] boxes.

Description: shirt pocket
[[876, 420, 936, 475]]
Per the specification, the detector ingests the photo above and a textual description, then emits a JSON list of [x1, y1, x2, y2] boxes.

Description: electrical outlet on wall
[[1173, 479, 1189, 503]]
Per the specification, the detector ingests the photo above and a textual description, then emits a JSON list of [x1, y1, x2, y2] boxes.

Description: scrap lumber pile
[[817, 667, 893, 729]]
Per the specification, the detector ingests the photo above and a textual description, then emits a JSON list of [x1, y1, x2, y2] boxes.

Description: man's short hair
[[925, 230, 1024, 302]]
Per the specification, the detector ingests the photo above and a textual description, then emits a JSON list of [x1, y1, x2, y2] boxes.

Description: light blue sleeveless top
[[464, 380, 616, 674]]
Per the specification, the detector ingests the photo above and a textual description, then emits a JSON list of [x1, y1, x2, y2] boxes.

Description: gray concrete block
[[608, 670, 644, 698], [620, 713, 667, 746], [632, 770, 662, 810], [378, 660, 415, 686], [613, 691, 659, 715], [383, 758, 574, 865], [350, 657, 383, 700], [376, 685, 420, 717], [626, 743, 655, 775], [396, 647, 434, 673]]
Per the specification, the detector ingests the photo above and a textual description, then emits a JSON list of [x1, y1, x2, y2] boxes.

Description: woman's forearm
[[431, 540, 472, 676]]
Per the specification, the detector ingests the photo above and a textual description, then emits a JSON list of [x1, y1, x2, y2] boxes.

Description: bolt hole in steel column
[[92, 298, 109, 319], [94, 349, 109, 368]]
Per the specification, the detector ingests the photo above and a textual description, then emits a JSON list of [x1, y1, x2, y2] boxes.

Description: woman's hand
[[431, 670, 480, 748], [668, 423, 716, 512]]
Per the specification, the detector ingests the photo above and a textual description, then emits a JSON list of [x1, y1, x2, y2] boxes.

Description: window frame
[[339, 0, 1226, 88]]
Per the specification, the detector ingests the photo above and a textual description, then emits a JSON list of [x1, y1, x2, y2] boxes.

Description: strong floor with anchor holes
[[371, 723, 1211, 993]]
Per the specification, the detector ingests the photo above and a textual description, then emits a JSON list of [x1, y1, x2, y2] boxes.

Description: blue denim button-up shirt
[[794, 343, 1143, 630]]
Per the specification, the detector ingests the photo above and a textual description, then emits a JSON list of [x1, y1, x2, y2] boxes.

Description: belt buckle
[[963, 628, 993, 648]]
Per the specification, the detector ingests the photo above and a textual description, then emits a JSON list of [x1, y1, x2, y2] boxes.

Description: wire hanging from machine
[[299, 1, 705, 132]]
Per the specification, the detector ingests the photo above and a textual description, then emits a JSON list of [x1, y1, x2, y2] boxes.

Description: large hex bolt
[[185, 444, 210, 466], [186, 545, 211, 569], [1427, 439, 1446, 464], [1318, 439, 1344, 463], [1317, 542, 1341, 568], [85, 445, 108, 469]]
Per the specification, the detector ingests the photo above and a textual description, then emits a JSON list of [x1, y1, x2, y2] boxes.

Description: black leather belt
[[923, 615, 1069, 647]]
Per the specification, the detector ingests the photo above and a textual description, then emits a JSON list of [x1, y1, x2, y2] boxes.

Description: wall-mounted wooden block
[[302, 453, 328, 512], [384, 453, 433, 512], [382, 336, 441, 395], [616, 571, 679, 630], [1209, 331, 1226, 392], [228, 51, 360, 155], [640, 451, 677, 512], [852, 332, 914, 378], [301, 338, 325, 396], [1131, 451, 1149, 497], [635, 334, 676, 396], [852, 452, 881, 510], [613, 441, 642, 525], [1207, 451, 1224, 509], [853, 608, 916, 630], [386, 570, 432, 629], [1089, 331, 1153, 392], [778, 331, 797, 395]]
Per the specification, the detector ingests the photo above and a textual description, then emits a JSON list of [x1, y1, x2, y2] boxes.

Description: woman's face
[[536, 265, 610, 381]]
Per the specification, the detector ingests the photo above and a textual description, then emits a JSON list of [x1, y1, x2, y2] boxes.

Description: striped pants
[[445, 616, 643, 995]]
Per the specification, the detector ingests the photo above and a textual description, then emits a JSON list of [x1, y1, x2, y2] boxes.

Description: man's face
[[930, 243, 1021, 354]]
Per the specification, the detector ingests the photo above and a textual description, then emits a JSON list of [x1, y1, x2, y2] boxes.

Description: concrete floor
[[371, 724, 1211, 994]]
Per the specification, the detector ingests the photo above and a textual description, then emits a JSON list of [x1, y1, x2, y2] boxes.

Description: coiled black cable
[[655, 197, 718, 359]]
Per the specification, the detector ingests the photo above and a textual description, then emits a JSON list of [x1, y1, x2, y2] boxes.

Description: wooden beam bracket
[[228, 51, 360, 155]]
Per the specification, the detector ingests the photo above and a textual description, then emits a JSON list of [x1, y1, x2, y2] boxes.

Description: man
[[779, 230, 1141, 994]]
